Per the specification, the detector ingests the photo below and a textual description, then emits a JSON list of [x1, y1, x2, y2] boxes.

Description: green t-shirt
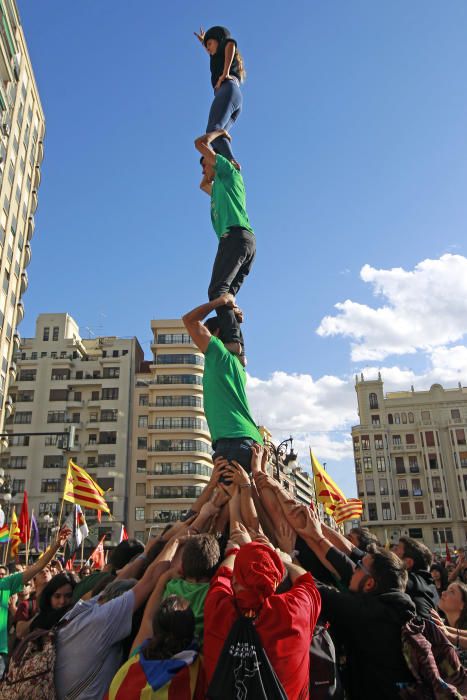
[[210, 155, 254, 240], [71, 570, 108, 603], [163, 579, 209, 642], [0, 572, 23, 654], [203, 336, 263, 444]]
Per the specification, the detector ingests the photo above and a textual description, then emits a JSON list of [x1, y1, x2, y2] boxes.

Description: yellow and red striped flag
[[10, 509, 21, 558], [310, 449, 363, 524], [63, 460, 111, 514]]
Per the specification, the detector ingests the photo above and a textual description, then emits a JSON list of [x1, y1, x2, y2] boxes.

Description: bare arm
[[286, 504, 341, 579], [131, 538, 180, 611], [130, 568, 176, 654], [199, 175, 212, 196], [321, 522, 355, 556], [194, 130, 231, 165], [225, 460, 261, 534], [214, 41, 236, 89], [22, 527, 71, 584], [182, 293, 234, 353]]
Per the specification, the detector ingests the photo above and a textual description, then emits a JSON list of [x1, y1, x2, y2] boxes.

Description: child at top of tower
[[194, 25, 246, 166]]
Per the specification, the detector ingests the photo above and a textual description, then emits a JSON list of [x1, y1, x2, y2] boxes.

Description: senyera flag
[[63, 460, 111, 514], [310, 449, 363, 524]]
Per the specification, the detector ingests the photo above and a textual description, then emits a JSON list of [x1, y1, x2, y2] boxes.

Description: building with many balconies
[[352, 374, 467, 552]]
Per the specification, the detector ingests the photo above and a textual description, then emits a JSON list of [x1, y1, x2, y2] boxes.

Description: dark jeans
[[206, 78, 243, 161], [208, 228, 256, 345], [212, 437, 256, 473]]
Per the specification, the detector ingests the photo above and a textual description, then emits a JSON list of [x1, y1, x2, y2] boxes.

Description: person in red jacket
[[204, 534, 321, 700]]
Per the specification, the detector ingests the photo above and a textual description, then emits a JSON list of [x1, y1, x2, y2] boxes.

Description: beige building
[[128, 319, 212, 539], [3, 313, 143, 545], [0, 1, 45, 430], [353, 374, 467, 551]]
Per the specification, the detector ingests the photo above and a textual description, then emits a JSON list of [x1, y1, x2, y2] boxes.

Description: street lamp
[[42, 513, 54, 549], [264, 436, 298, 481]]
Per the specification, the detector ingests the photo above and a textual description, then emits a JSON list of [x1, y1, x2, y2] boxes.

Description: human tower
[[183, 26, 263, 473]]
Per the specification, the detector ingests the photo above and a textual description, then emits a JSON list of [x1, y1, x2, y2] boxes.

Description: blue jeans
[[206, 78, 242, 161], [212, 437, 256, 473]]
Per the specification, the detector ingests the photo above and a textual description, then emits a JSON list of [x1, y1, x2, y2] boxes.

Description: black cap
[[203, 26, 231, 46]]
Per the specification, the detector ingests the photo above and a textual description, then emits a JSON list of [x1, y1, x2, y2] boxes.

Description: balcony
[[33, 165, 41, 189], [20, 271, 28, 295], [26, 215, 34, 241], [399, 489, 409, 497], [12, 331, 20, 350], [4, 395, 13, 417], [24, 243, 31, 267], [31, 189, 38, 213], [16, 301, 24, 322], [412, 489, 423, 497], [84, 442, 98, 451], [8, 361, 16, 380], [392, 444, 404, 450], [409, 465, 420, 473], [37, 140, 44, 164]]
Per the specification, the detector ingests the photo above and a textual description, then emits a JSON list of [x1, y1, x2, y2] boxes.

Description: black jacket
[[406, 570, 439, 619], [318, 584, 416, 700]]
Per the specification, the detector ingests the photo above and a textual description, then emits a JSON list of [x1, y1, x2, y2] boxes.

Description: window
[[376, 456, 386, 472], [155, 395, 203, 408], [103, 367, 120, 378], [367, 503, 378, 521], [8, 456, 27, 469], [401, 413, 407, 424], [435, 500, 446, 518], [71, 413, 80, 423], [408, 528, 423, 539], [363, 457, 372, 472], [398, 479, 408, 497], [392, 435, 402, 446], [412, 478, 422, 496], [74, 391, 82, 401], [388, 414, 393, 424], [374, 435, 384, 450], [100, 409, 118, 422], [12, 479, 25, 492], [52, 326, 59, 341], [394, 413, 400, 424], [432, 476, 442, 493], [382, 503, 392, 520], [112, 350, 119, 357], [43, 326, 49, 341], [414, 501, 424, 515], [39, 502, 60, 515], [99, 431, 116, 445], [408, 412, 414, 424], [371, 415, 380, 426], [152, 439, 211, 454], [14, 411, 32, 424], [91, 391, 99, 401], [43, 455, 64, 469], [365, 478, 375, 495], [19, 369, 36, 381], [47, 411, 66, 423], [421, 411, 431, 425], [379, 478, 389, 495], [137, 437, 147, 450], [401, 502, 411, 515], [156, 375, 203, 386], [136, 460, 146, 473], [153, 417, 207, 431], [17, 390, 34, 402], [353, 437, 359, 451], [135, 507, 145, 521], [136, 483, 145, 497], [51, 369, 70, 381], [460, 452, 467, 468], [41, 479, 61, 493], [156, 354, 204, 367], [428, 454, 438, 469], [433, 528, 453, 544], [49, 389, 68, 401], [355, 458, 361, 473], [102, 388, 119, 400], [157, 333, 192, 344], [139, 394, 149, 406], [451, 409, 461, 422], [361, 435, 370, 450], [138, 415, 148, 428], [406, 434, 415, 445], [456, 429, 466, 446], [9, 435, 29, 447], [408, 456, 419, 473], [369, 393, 378, 409], [98, 454, 116, 468]]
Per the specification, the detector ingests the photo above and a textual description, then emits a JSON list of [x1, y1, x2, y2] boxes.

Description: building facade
[[2, 313, 142, 545], [0, 1, 45, 430], [353, 374, 467, 551], [128, 319, 212, 540]]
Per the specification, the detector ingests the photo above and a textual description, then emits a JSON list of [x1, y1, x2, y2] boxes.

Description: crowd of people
[[0, 449, 466, 699]]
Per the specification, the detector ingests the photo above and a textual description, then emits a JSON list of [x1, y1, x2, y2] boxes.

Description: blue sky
[[17, 1, 467, 493]]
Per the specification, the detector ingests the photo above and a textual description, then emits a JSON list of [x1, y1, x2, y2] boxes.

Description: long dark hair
[[235, 49, 246, 82], [430, 563, 449, 592], [31, 572, 77, 631], [453, 582, 467, 630], [143, 596, 195, 660]]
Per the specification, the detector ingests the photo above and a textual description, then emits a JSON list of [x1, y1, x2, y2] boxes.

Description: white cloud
[[317, 254, 467, 361]]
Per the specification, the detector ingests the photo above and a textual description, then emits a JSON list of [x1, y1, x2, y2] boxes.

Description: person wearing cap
[[203, 530, 321, 699], [194, 25, 245, 164]]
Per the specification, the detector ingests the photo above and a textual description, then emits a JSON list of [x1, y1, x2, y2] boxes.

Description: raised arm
[[225, 458, 261, 534], [182, 293, 235, 352], [22, 526, 71, 584], [130, 566, 178, 654], [194, 129, 231, 165]]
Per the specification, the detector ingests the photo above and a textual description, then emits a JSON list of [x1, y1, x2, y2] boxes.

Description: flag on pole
[[0, 525, 9, 543], [65, 552, 76, 571], [63, 460, 110, 514], [445, 542, 452, 563], [119, 525, 129, 543], [90, 535, 106, 569], [18, 491, 30, 544], [10, 510, 21, 558], [310, 449, 363, 524], [64, 504, 90, 552], [30, 513, 40, 551]]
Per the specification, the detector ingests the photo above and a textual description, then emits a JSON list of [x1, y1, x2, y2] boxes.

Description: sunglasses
[[356, 559, 373, 578]]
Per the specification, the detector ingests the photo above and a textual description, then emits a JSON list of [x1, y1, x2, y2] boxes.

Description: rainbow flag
[[0, 525, 9, 543], [105, 645, 204, 699]]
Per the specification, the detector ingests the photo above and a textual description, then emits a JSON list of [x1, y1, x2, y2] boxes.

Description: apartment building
[[0, 1, 45, 430], [3, 313, 142, 545], [352, 374, 467, 551], [128, 319, 212, 539]]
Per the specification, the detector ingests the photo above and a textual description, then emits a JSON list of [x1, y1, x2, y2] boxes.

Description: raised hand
[[276, 518, 296, 555], [224, 461, 250, 487], [194, 27, 205, 44], [55, 526, 72, 549], [250, 443, 264, 475], [254, 471, 279, 492], [228, 523, 251, 548]]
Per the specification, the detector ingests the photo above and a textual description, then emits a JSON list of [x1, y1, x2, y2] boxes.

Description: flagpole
[[3, 506, 14, 565], [80, 538, 84, 566], [58, 460, 71, 530], [26, 508, 34, 564]]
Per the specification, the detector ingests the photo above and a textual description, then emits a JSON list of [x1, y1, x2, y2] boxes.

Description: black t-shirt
[[210, 39, 240, 88]]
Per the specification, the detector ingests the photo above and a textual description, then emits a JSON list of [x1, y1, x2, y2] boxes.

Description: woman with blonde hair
[[194, 25, 246, 165]]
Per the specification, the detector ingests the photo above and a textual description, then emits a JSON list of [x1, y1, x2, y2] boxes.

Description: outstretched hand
[[55, 526, 71, 549], [194, 27, 205, 44], [289, 504, 323, 542]]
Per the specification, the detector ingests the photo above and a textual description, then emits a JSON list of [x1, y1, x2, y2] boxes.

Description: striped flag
[[333, 499, 363, 525], [10, 509, 21, 558], [63, 460, 111, 514], [119, 524, 129, 543], [0, 524, 9, 543], [310, 449, 363, 524]]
